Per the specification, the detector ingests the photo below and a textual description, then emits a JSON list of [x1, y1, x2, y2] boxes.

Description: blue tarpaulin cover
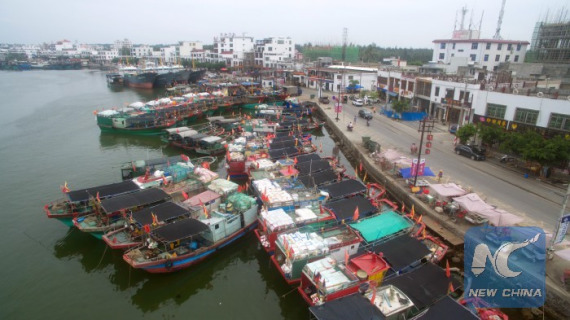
[[399, 167, 435, 178]]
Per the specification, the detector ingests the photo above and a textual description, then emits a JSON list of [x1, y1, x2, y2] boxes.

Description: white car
[[352, 99, 364, 106]]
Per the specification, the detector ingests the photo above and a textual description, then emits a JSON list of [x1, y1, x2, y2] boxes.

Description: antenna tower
[[494, 0, 507, 39], [342, 27, 347, 62]]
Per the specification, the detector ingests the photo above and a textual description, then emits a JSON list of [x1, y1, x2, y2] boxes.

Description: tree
[[456, 124, 477, 144], [478, 124, 505, 147], [391, 99, 410, 115], [120, 47, 131, 56]]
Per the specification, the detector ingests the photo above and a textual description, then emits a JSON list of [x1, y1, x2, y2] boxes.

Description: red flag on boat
[[203, 204, 209, 218], [131, 161, 137, 172], [401, 203, 405, 214], [199, 199, 204, 207], [151, 212, 159, 226], [344, 249, 349, 266], [371, 287, 377, 303], [410, 205, 415, 219], [320, 204, 324, 214], [162, 175, 168, 186], [353, 206, 359, 221], [448, 282, 455, 294], [446, 260, 451, 278], [182, 191, 189, 200], [143, 224, 151, 233], [96, 192, 101, 203], [61, 181, 70, 193], [202, 161, 210, 169], [181, 154, 189, 162], [293, 157, 298, 165], [359, 161, 363, 173], [417, 215, 423, 223]]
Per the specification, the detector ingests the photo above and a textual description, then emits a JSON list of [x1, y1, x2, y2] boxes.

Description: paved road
[[303, 88, 565, 234]]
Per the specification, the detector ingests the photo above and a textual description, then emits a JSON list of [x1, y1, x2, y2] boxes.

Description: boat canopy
[[319, 179, 366, 200], [324, 195, 377, 221], [176, 130, 200, 138], [298, 169, 337, 188], [133, 155, 186, 168], [269, 140, 296, 150], [98, 110, 119, 116], [414, 296, 478, 320], [184, 133, 207, 142], [183, 190, 221, 207], [296, 159, 331, 175], [269, 147, 299, 160], [309, 293, 386, 320], [67, 180, 140, 203], [152, 218, 209, 242], [366, 235, 431, 272], [164, 127, 191, 134], [200, 136, 222, 144], [295, 153, 321, 163], [100, 188, 170, 213], [382, 262, 461, 310], [129, 102, 145, 109], [349, 211, 412, 243], [133, 202, 190, 226], [272, 136, 296, 144]]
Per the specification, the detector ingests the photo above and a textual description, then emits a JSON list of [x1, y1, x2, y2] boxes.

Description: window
[[548, 113, 570, 131], [277, 40, 284, 44], [470, 54, 476, 61], [452, 43, 456, 49], [472, 43, 478, 49], [514, 108, 539, 125], [484, 54, 489, 61], [337, 75, 341, 79], [517, 44, 522, 51], [215, 224, 219, 229], [486, 43, 491, 50], [439, 53, 445, 60], [435, 87, 440, 96], [507, 44, 512, 51], [495, 55, 500, 61], [505, 55, 510, 62], [268, 47, 272, 51], [497, 44, 503, 50], [440, 43, 446, 49], [348, 76, 353, 80], [486, 103, 507, 119], [514, 55, 519, 62]]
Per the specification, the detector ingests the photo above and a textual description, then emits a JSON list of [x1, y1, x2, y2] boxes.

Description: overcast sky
[[0, 0, 568, 47]]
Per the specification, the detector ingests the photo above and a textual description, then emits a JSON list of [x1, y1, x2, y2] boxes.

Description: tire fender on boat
[[165, 259, 173, 269]]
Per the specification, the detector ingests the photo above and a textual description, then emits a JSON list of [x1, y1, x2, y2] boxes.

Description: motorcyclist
[[411, 143, 417, 154]]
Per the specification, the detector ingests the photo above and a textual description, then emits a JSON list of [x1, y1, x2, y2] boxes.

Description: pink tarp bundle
[[452, 193, 494, 212], [379, 149, 412, 166], [429, 183, 467, 198], [475, 208, 524, 226]]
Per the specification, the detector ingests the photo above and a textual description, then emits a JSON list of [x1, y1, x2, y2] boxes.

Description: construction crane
[[493, 0, 507, 39]]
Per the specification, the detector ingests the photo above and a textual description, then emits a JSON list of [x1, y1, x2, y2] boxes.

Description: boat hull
[[125, 221, 258, 273]]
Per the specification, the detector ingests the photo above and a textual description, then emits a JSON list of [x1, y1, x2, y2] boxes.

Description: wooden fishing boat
[[270, 225, 363, 285], [44, 180, 141, 227], [73, 188, 172, 239], [195, 136, 228, 156], [123, 193, 258, 273], [119, 154, 216, 180]]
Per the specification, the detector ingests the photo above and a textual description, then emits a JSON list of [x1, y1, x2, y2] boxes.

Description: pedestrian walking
[[438, 170, 443, 182], [354, 115, 357, 123]]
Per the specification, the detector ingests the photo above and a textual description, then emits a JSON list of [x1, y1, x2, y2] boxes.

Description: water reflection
[[130, 233, 257, 313], [99, 133, 165, 150], [53, 229, 114, 273]]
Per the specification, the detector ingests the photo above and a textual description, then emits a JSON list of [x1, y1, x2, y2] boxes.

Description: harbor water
[[0, 70, 356, 319]]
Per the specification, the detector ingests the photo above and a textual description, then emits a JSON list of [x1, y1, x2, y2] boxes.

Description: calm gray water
[[0, 70, 354, 319]]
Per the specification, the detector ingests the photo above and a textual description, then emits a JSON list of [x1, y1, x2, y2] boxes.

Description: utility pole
[[413, 118, 435, 186]]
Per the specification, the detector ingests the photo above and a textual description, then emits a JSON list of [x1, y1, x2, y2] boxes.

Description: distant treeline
[[298, 44, 433, 65]]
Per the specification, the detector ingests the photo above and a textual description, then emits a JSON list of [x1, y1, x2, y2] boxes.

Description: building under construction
[[532, 20, 570, 64]]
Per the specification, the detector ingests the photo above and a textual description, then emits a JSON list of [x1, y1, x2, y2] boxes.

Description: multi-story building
[[213, 33, 254, 67], [131, 45, 152, 58], [179, 41, 203, 59], [432, 38, 529, 72], [531, 20, 570, 64], [306, 65, 377, 94], [254, 37, 294, 69]]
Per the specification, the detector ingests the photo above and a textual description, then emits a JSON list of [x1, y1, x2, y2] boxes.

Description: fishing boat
[[195, 136, 228, 156], [122, 192, 258, 273], [348, 211, 414, 246], [270, 225, 363, 284], [44, 180, 141, 227], [106, 73, 123, 86], [123, 71, 158, 89], [96, 109, 177, 135], [119, 154, 216, 180], [102, 201, 197, 249], [73, 188, 172, 239], [298, 252, 390, 306]]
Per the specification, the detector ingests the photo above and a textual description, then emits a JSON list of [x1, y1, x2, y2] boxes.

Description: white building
[[432, 38, 529, 72], [213, 33, 254, 67], [179, 41, 203, 59], [131, 45, 152, 58], [254, 37, 294, 69], [54, 40, 73, 51], [160, 46, 178, 64], [114, 39, 132, 50], [472, 90, 570, 133], [429, 79, 480, 125], [306, 65, 378, 94]]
